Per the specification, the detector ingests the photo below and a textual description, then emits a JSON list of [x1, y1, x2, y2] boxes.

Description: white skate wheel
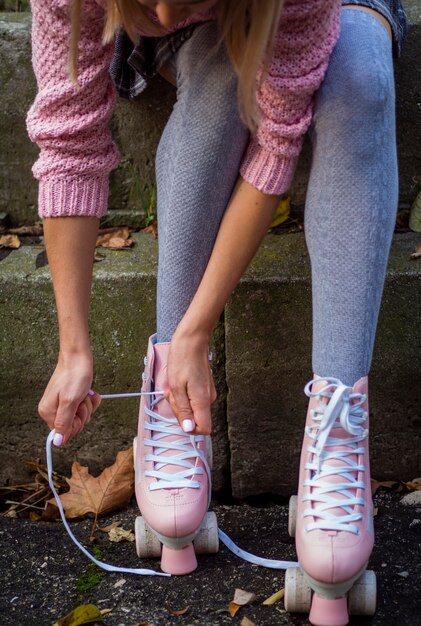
[[205, 436, 213, 469], [133, 436, 137, 467], [348, 570, 377, 616], [193, 512, 219, 554], [284, 567, 312, 613], [288, 495, 297, 537], [135, 516, 161, 558]]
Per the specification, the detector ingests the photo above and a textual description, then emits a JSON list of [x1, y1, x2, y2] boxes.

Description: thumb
[[53, 398, 78, 447], [190, 398, 212, 436]]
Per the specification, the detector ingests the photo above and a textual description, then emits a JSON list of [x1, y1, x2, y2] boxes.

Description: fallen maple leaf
[[0, 234, 20, 249], [50, 448, 134, 521]]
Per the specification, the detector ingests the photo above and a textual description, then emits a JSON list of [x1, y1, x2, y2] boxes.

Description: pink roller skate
[[133, 335, 218, 575], [285, 376, 376, 625]]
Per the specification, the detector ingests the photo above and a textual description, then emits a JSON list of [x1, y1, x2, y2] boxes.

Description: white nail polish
[[53, 433, 64, 447], [182, 419, 194, 433]]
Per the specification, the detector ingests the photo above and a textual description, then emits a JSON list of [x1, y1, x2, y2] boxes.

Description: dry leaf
[[96, 227, 133, 249], [371, 477, 421, 496], [165, 606, 189, 616], [228, 589, 257, 617], [50, 448, 134, 519], [7, 224, 43, 236], [53, 604, 102, 626], [410, 241, 421, 260], [262, 588, 285, 605], [228, 602, 241, 618], [99, 609, 112, 617], [241, 618, 257, 626], [233, 589, 257, 606], [105, 236, 133, 249], [108, 527, 135, 543], [143, 222, 158, 239], [98, 521, 121, 533], [0, 234, 20, 249]]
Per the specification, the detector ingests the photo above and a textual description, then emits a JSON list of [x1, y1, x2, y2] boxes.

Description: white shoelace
[[144, 394, 211, 501], [302, 378, 369, 534], [45, 390, 298, 575]]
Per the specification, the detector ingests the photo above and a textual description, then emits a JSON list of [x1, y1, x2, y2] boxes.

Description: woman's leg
[[305, 8, 396, 386], [155, 22, 249, 342], [135, 30, 247, 574], [290, 10, 396, 620]]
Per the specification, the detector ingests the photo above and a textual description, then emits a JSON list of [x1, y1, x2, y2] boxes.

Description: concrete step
[[225, 231, 421, 497], [0, 2, 420, 225], [0, 232, 229, 491], [1, 231, 420, 494]]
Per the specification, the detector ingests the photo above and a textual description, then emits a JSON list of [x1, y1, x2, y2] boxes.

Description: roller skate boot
[[133, 335, 218, 575], [285, 376, 376, 625]]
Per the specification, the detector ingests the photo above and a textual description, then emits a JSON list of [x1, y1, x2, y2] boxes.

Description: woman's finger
[[68, 415, 83, 443], [54, 397, 81, 446], [76, 401, 89, 427], [169, 384, 196, 433], [90, 391, 102, 413]]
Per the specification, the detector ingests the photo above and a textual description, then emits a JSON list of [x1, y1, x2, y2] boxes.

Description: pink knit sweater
[[26, 0, 340, 218]]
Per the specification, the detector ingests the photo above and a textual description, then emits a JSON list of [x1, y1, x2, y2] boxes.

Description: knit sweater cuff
[[38, 177, 109, 219], [240, 140, 298, 196]]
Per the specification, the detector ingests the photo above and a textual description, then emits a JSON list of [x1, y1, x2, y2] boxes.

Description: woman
[[26, 0, 408, 622]]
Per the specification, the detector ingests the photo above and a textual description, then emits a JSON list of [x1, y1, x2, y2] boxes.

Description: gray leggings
[[156, 10, 397, 387]]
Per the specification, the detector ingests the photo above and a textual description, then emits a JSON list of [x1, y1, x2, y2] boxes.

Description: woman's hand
[[166, 327, 216, 436], [38, 351, 101, 446]]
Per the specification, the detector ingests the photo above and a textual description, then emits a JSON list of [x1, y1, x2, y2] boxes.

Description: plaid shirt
[[110, 23, 200, 99], [109, 0, 408, 100]]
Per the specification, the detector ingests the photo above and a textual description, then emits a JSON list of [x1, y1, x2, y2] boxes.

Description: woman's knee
[[315, 10, 395, 115]]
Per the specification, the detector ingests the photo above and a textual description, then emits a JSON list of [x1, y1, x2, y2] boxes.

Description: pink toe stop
[[161, 543, 197, 575], [309, 594, 349, 626]]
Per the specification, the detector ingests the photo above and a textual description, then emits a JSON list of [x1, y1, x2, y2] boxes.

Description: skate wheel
[[284, 567, 312, 613], [135, 516, 161, 558], [288, 495, 297, 537], [205, 436, 213, 469], [193, 512, 219, 554], [133, 436, 137, 467], [348, 570, 377, 616]]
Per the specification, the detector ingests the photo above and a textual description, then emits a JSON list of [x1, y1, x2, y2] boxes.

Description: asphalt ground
[[0, 491, 420, 626]]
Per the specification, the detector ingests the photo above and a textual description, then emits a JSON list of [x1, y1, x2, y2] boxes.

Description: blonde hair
[[70, 0, 283, 130]]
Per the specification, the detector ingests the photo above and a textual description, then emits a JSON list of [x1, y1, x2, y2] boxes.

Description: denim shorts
[[341, 0, 408, 57], [110, 0, 409, 100]]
